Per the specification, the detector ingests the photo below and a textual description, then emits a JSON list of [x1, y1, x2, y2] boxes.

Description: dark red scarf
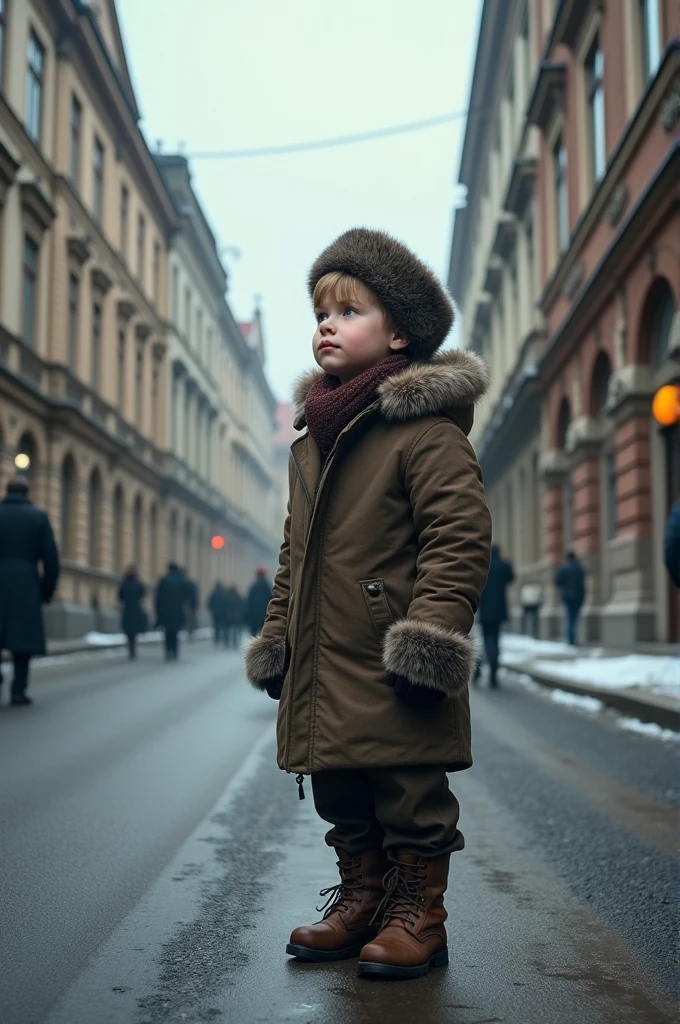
[[305, 353, 411, 456]]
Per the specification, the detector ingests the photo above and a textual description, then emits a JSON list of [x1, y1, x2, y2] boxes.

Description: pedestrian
[[519, 580, 543, 639], [478, 544, 515, 688], [183, 572, 199, 640], [155, 563, 190, 660], [245, 228, 491, 979], [554, 550, 586, 646], [224, 584, 244, 648], [664, 497, 680, 589], [245, 567, 272, 637], [0, 476, 60, 706], [208, 581, 228, 645], [118, 566, 147, 659]]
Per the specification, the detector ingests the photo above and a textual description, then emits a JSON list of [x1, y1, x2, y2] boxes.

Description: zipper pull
[[296, 773, 305, 800]]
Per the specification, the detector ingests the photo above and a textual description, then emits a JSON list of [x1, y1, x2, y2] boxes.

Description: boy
[[245, 228, 491, 980]]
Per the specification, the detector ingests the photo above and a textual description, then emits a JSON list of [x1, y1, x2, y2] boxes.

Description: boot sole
[[286, 941, 366, 962], [357, 946, 449, 980]]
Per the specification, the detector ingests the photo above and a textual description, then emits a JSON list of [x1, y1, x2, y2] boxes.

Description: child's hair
[[313, 272, 397, 333]]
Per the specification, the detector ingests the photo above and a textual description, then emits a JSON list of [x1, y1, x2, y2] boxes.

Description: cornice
[[527, 62, 567, 132]]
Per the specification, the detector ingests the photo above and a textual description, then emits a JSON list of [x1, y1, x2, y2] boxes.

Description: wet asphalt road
[[0, 648, 676, 1024]]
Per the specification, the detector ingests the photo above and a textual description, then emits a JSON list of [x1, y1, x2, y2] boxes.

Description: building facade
[[0, 0, 281, 636], [450, 0, 679, 645]]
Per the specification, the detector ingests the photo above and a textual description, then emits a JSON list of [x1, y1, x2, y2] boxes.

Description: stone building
[[0, 0, 280, 636], [450, 0, 679, 644]]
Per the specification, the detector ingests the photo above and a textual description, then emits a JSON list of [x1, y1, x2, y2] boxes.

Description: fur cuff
[[382, 619, 476, 698], [245, 634, 286, 691]]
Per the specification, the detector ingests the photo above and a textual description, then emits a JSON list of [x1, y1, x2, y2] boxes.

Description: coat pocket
[[359, 579, 395, 640]]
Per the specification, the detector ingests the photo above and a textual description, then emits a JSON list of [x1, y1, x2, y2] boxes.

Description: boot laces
[[371, 860, 426, 929], [316, 857, 364, 917]]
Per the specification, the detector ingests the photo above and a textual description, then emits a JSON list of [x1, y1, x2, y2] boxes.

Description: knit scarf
[[305, 353, 411, 456]]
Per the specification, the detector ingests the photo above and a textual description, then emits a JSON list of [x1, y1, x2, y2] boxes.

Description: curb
[[504, 660, 680, 733]]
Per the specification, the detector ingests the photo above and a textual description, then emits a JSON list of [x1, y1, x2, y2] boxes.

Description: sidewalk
[[497, 633, 679, 732]]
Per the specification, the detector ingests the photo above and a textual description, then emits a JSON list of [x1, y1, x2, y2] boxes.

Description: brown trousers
[[311, 766, 464, 859]]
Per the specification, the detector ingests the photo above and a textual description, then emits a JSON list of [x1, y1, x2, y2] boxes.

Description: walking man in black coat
[[118, 566, 148, 660], [208, 581, 228, 646], [0, 476, 60, 705], [155, 563, 190, 660], [478, 544, 515, 689], [245, 567, 272, 637], [224, 584, 244, 648], [555, 551, 586, 646]]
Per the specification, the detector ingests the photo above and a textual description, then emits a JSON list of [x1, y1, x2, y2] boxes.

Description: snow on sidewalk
[[497, 632, 679, 700]]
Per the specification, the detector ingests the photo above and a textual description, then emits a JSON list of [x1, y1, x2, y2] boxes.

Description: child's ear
[[389, 333, 408, 352]]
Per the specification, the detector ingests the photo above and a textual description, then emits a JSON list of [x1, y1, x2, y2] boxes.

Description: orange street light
[[210, 534, 226, 551], [652, 384, 680, 427]]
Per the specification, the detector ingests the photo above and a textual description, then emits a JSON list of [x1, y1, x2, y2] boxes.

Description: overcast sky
[[116, 0, 482, 402]]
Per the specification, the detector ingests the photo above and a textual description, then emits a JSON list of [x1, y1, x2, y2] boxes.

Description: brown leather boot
[[286, 848, 388, 961], [357, 852, 450, 979]]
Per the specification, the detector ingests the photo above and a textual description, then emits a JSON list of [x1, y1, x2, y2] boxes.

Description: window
[[88, 470, 102, 567], [22, 236, 39, 346], [585, 37, 606, 184], [70, 95, 82, 187], [120, 185, 129, 257], [92, 137, 104, 224], [91, 301, 102, 389], [0, 0, 6, 91], [172, 266, 179, 323], [135, 344, 143, 426], [196, 308, 203, 357], [207, 328, 213, 369], [553, 137, 569, 255], [184, 286, 191, 339], [640, 0, 661, 82], [25, 30, 45, 143], [153, 241, 160, 302], [605, 452, 617, 540], [117, 327, 125, 410], [137, 213, 145, 283], [61, 456, 76, 557], [68, 273, 79, 367]]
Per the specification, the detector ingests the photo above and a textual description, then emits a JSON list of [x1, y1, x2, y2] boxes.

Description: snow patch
[[616, 718, 680, 742], [530, 654, 680, 697], [549, 689, 603, 713]]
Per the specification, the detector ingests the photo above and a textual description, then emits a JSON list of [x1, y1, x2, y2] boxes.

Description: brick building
[[450, 0, 679, 644]]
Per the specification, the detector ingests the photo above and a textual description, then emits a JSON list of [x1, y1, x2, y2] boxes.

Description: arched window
[[169, 509, 178, 563], [88, 469, 102, 568], [149, 503, 159, 580], [557, 397, 571, 450], [184, 519, 192, 574], [112, 485, 124, 574], [60, 455, 76, 557], [590, 351, 612, 418], [649, 279, 675, 371], [133, 495, 143, 574]]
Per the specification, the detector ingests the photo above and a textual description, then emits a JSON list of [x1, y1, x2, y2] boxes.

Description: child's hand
[[264, 677, 284, 700], [386, 672, 446, 705]]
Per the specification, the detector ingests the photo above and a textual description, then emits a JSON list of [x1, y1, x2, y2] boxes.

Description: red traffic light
[[210, 534, 226, 550]]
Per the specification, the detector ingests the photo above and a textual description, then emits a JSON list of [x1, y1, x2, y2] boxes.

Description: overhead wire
[[186, 105, 490, 160]]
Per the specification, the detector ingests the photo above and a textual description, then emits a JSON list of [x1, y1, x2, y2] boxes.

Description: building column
[[538, 450, 570, 639]]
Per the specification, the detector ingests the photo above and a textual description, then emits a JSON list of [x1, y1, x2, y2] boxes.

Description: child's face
[[313, 292, 407, 383]]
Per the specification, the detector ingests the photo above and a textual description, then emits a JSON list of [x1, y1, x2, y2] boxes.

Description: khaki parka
[[246, 351, 492, 775]]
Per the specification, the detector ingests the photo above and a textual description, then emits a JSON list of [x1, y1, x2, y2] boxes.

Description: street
[[0, 645, 676, 1024]]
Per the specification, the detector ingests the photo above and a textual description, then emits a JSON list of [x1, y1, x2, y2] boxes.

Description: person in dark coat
[[118, 566, 147, 660], [183, 572, 199, 641], [155, 563, 190, 660], [208, 582, 229, 645], [245, 567, 272, 637], [224, 584, 244, 648], [0, 476, 60, 706], [554, 551, 586, 646], [664, 498, 680, 589], [477, 544, 515, 689]]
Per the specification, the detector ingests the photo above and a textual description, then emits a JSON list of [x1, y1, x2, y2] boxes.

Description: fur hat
[[308, 228, 455, 361]]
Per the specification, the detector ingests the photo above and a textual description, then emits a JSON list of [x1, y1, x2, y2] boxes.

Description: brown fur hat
[[308, 228, 455, 361]]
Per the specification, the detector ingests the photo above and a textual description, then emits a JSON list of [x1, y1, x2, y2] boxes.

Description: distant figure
[[554, 551, 586, 646], [155, 563, 190, 660], [118, 566, 147, 660], [519, 581, 543, 639], [478, 544, 515, 688], [224, 584, 244, 648], [664, 498, 680, 589], [0, 476, 60, 706], [245, 567, 272, 637], [208, 582, 228, 645], [183, 572, 199, 640]]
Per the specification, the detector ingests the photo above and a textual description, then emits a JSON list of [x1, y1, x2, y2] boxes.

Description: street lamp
[[14, 453, 31, 471]]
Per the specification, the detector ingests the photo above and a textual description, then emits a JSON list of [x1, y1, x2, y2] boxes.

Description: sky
[[116, 0, 483, 402]]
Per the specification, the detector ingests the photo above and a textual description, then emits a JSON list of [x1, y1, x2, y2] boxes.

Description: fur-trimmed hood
[[292, 350, 490, 429]]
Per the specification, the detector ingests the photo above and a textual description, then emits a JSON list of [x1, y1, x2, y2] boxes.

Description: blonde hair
[[313, 272, 396, 331]]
